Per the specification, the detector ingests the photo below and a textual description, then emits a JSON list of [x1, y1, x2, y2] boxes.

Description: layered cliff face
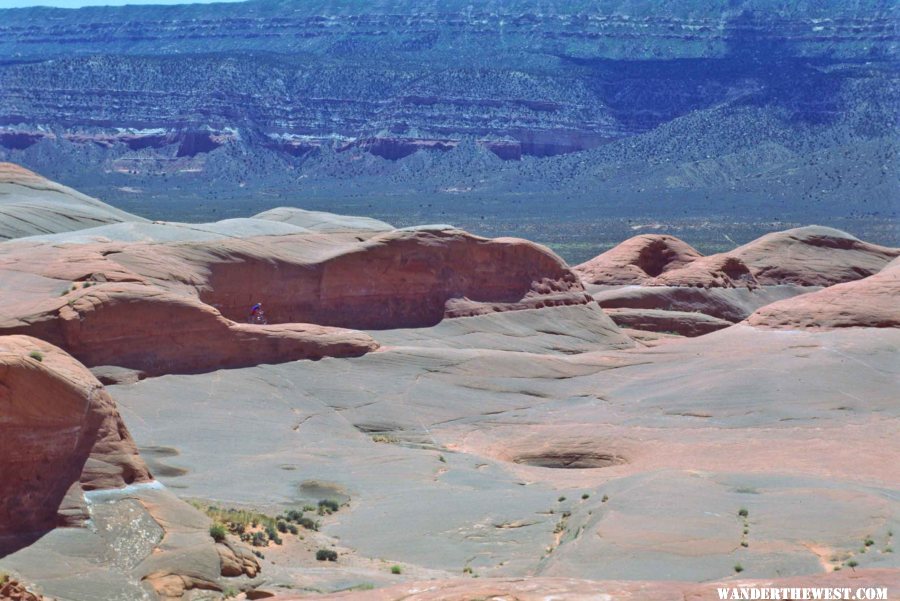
[[0, 1, 896, 253], [0, 335, 151, 541]]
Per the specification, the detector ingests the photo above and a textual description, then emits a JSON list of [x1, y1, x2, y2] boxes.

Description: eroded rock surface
[[0, 335, 150, 544], [747, 259, 900, 329], [1, 227, 590, 375], [0, 163, 143, 241], [573, 234, 702, 285]]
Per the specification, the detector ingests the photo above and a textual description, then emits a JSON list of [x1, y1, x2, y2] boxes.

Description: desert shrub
[[251, 531, 267, 547], [276, 520, 288, 533], [298, 517, 319, 531], [847, 559, 859, 568], [318, 499, 340, 514], [734, 563, 744, 573], [558, 496, 566, 502], [285, 509, 303, 522], [28, 351, 43, 362], [316, 549, 338, 562], [738, 508, 749, 517], [582, 493, 590, 500], [288, 524, 298, 535], [391, 565, 402, 575], [264, 525, 282, 545], [601, 495, 609, 503], [209, 523, 227, 542]]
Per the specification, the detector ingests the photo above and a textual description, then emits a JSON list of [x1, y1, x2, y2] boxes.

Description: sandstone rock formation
[[0, 335, 151, 544], [0, 163, 143, 241], [726, 225, 900, 286], [254, 207, 393, 233], [0, 577, 44, 601], [577, 226, 898, 289], [747, 258, 900, 329], [603, 307, 732, 337], [573, 234, 702, 285], [0, 227, 590, 375]]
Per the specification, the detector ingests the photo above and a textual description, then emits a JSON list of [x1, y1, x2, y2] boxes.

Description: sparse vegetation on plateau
[[28, 351, 43, 362]]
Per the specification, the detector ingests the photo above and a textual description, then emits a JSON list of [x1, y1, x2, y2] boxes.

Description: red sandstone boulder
[[0, 336, 151, 540]]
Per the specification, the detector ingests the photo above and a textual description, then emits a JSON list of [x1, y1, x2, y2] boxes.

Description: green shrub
[[734, 563, 744, 573], [864, 537, 875, 547], [285, 509, 303, 522], [581, 493, 590, 500], [302, 504, 316, 512], [316, 549, 338, 562], [390, 565, 402, 575], [276, 520, 288, 533], [847, 559, 858, 568], [209, 523, 227, 542], [251, 531, 267, 547], [557, 496, 566, 502], [601, 495, 609, 503], [28, 351, 43, 362], [265, 525, 282, 545], [738, 508, 749, 517], [298, 517, 319, 531], [318, 499, 340, 514], [741, 541, 749, 547]]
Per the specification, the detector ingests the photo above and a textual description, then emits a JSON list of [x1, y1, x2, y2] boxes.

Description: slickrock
[[0, 163, 143, 241], [727, 225, 900, 286], [747, 258, 900, 329], [603, 307, 733, 337], [253, 207, 394, 233], [0, 335, 151, 541], [0, 228, 589, 374]]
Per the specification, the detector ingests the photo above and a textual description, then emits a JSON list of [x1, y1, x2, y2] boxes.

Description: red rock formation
[[573, 234, 702, 285], [728, 226, 900, 286], [576, 227, 898, 288], [0, 336, 151, 540], [0, 229, 588, 375], [747, 259, 900, 329], [649, 254, 758, 289], [0, 577, 44, 601], [22, 283, 377, 377]]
